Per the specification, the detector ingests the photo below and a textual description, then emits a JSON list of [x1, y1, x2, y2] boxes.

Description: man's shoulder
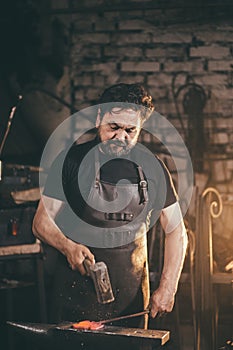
[[66, 138, 97, 162], [131, 143, 164, 167]]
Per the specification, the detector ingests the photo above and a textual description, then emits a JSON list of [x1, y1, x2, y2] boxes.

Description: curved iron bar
[[201, 187, 223, 219], [197, 187, 223, 350]]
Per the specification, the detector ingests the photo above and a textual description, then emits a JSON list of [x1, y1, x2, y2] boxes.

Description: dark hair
[[98, 83, 154, 121]]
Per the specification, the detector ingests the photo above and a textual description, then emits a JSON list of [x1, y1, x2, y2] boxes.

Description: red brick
[[79, 63, 116, 73], [212, 118, 233, 129], [190, 46, 230, 59], [195, 74, 227, 86], [226, 146, 233, 157], [74, 89, 85, 101], [80, 47, 101, 58], [156, 101, 177, 116], [227, 160, 233, 170], [114, 74, 146, 85], [93, 63, 116, 74], [152, 31, 191, 44], [146, 47, 186, 58], [169, 118, 188, 130], [211, 87, 233, 99], [73, 75, 92, 86], [208, 60, 233, 71], [75, 101, 90, 111], [111, 33, 151, 45], [74, 33, 110, 44], [119, 19, 155, 31], [104, 46, 143, 57], [148, 86, 169, 99], [121, 62, 160, 72], [212, 132, 229, 144], [205, 97, 227, 115], [215, 100, 233, 117], [105, 73, 120, 86], [93, 75, 106, 87], [194, 27, 233, 43], [94, 20, 116, 32], [163, 60, 203, 72], [209, 162, 230, 182], [85, 88, 100, 100], [147, 74, 173, 87]]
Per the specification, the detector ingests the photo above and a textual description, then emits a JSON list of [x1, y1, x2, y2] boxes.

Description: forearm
[[32, 197, 95, 273], [32, 201, 71, 256], [159, 221, 188, 295], [149, 219, 188, 317]]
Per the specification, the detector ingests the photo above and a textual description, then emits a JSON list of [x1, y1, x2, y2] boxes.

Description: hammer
[[83, 259, 115, 304]]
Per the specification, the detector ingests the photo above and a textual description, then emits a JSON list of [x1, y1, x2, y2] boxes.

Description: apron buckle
[[105, 212, 134, 221]]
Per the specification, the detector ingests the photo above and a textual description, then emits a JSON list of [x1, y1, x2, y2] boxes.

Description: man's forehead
[[102, 108, 142, 125], [110, 107, 139, 114]]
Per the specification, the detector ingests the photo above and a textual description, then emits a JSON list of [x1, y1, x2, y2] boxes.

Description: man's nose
[[115, 129, 128, 141]]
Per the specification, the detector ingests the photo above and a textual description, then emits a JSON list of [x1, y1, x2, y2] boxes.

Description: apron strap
[[137, 166, 148, 204], [95, 149, 100, 186]]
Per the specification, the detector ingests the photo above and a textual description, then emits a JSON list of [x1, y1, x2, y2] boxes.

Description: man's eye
[[126, 128, 136, 133], [110, 125, 119, 130]]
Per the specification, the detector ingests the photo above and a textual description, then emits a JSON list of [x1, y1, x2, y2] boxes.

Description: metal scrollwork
[[196, 186, 224, 350], [201, 187, 223, 219]]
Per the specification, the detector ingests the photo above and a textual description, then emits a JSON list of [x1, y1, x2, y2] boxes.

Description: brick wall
[[50, 0, 233, 195]]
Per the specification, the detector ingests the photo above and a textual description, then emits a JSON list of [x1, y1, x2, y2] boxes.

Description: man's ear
[[95, 108, 101, 128]]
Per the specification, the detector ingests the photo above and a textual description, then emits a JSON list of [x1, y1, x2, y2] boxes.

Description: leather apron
[[50, 152, 150, 329]]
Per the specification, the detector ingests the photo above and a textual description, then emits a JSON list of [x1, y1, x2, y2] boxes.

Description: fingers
[[150, 306, 168, 319], [149, 290, 175, 318], [77, 262, 86, 276], [67, 243, 95, 274], [150, 305, 159, 319], [148, 299, 160, 318], [69, 259, 88, 275], [82, 246, 95, 264]]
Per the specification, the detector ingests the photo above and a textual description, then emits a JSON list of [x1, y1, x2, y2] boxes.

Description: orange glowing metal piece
[[72, 320, 104, 330]]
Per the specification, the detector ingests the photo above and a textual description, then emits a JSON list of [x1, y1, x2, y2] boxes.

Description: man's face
[[96, 108, 142, 156]]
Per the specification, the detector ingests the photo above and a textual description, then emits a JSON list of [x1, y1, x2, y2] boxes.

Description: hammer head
[[84, 260, 115, 304]]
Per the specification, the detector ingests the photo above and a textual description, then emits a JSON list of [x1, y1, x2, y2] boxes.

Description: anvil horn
[[7, 321, 50, 334]]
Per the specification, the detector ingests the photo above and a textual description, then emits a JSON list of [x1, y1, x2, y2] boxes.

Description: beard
[[98, 139, 135, 156]]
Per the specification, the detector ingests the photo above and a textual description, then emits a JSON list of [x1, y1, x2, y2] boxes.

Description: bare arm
[[32, 195, 95, 274], [150, 202, 188, 318]]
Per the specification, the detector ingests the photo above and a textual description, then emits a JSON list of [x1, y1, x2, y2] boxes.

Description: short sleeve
[[43, 151, 66, 201], [149, 156, 178, 211], [160, 158, 178, 208]]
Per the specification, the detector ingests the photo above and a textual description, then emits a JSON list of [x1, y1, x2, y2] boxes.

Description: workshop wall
[[48, 0, 233, 197], [1, 0, 233, 197]]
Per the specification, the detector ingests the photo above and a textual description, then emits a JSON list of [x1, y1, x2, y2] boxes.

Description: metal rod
[[57, 309, 150, 330], [100, 309, 150, 325]]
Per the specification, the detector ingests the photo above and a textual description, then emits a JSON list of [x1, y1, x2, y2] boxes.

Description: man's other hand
[[149, 286, 175, 318]]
